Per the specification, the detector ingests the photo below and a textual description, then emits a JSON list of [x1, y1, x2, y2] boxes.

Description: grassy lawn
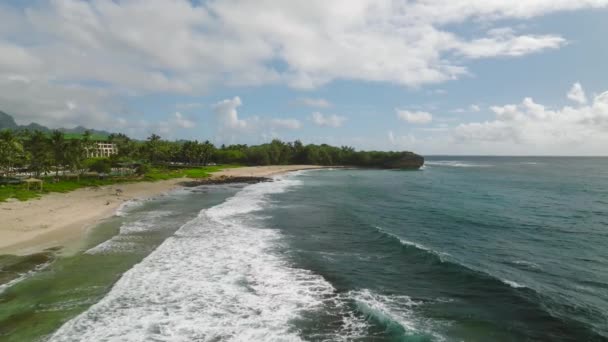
[[0, 165, 241, 203]]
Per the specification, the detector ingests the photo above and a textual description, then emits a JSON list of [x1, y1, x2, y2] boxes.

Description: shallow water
[[0, 185, 240, 342], [3, 158, 608, 341]]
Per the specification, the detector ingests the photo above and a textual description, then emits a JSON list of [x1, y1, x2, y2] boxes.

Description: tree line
[[1, 129, 421, 178]]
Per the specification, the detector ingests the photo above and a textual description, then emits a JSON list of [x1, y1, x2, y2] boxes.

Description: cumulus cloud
[[0, 1, 607, 129], [311, 112, 347, 127], [211, 96, 301, 144], [294, 97, 332, 108], [213, 97, 248, 130], [567, 82, 587, 104], [452, 83, 608, 154], [396, 110, 433, 124]]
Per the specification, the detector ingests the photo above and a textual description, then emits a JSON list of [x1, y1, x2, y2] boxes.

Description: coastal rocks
[[179, 176, 271, 187], [383, 152, 425, 170]]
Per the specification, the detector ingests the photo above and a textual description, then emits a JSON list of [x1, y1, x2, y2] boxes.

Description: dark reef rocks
[[383, 152, 425, 170], [179, 176, 271, 187]]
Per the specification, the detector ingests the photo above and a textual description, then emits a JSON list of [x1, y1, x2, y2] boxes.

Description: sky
[[1, 0, 608, 155]]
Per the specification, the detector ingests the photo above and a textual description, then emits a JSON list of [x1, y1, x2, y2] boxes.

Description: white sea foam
[[86, 210, 173, 254], [50, 175, 338, 341], [502, 279, 526, 289], [0, 262, 50, 295], [374, 226, 450, 261], [425, 161, 493, 168], [348, 289, 444, 341], [350, 289, 420, 331], [512, 260, 541, 270], [115, 199, 144, 217]]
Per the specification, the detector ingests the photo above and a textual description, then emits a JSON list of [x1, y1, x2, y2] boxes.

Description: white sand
[[0, 165, 327, 255]]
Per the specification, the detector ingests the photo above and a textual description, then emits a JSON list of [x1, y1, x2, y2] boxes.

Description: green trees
[[25, 131, 52, 177], [109, 133, 137, 161], [50, 130, 66, 177], [0, 129, 422, 180], [144, 134, 166, 164], [0, 130, 24, 177], [87, 158, 112, 174], [64, 139, 86, 175]]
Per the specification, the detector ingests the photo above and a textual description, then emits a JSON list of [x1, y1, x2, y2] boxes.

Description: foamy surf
[[0, 262, 51, 295], [86, 210, 174, 254], [348, 289, 445, 341], [49, 175, 336, 342], [502, 279, 526, 289], [425, 161, 493, 168]]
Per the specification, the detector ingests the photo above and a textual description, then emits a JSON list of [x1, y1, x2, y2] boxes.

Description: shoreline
[[0, 165, 330, 256]]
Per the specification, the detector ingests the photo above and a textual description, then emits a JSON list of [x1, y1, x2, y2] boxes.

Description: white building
[[87, 141, 118, 158]]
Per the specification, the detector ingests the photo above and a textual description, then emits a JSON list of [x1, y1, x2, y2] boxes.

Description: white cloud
[[0, 75, 117, 129], [453, 30, 565, 59], [213, 96, 248, 130], [173, 112, 196, 129], [294, 97, 332, 108], [567, 82, 587, 104], [470, 104, 481, 112], [311, 112, 347, 127], [270, 118, 302, 130], [2, 1, 602, 93], [451, 84, 608, 154], [1, 1, 607, 128], [396, 109, 433, 124]]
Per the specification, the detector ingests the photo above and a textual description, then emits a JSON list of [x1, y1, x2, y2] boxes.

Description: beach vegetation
[[0, 128, 421, 202]]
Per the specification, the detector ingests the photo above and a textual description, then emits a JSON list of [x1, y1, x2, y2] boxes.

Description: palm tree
[[26, 130, 51, 177], [50, 130, 66, 178], [145, 134, 163, 165], [65, 139, 86, 178], [200, 141, 215, 166], [0, 130, 24, 177]]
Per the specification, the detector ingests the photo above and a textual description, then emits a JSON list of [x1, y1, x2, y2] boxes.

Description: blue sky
[[1, 1, 608, 155]]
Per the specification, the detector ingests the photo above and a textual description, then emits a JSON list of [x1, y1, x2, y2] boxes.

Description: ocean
[[2, 157, 608, 341]]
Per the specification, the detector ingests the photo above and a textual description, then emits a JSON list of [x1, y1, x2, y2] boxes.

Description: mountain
[[0, 111, 113, 136], [0, 111, 18, 130]]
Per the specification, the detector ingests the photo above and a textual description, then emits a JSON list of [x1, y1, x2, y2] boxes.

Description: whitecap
[[512, 260, 541, 270], [502, 279, 526, 289], [374, 226, 450, 261], [347, 289, 445, 341]]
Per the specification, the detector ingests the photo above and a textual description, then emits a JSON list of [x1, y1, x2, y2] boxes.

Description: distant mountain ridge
[[0, 110, 113, 136]]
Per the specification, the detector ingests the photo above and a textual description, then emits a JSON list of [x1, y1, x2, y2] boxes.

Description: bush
[[87, 158, 112, 174], [135, 163, 151, 175]]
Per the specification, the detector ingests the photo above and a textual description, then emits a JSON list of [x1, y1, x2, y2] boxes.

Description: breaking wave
[[50, 175, 337, 341]]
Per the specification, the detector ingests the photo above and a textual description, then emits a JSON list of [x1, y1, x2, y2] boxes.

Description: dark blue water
[[264, 157, 608, 341]]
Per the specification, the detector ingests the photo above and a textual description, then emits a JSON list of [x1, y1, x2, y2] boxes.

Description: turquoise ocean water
[[5, 157, 608, 341]]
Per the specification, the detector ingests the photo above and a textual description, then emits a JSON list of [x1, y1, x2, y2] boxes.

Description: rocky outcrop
[[179, 176, 271, 187], [383, 152, 424, 170]]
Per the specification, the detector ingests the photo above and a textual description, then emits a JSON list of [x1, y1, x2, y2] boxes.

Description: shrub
[[135, 163, 151, 175], [87, 158, 112, 173]]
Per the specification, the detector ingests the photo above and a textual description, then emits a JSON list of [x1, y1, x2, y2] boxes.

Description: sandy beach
[[0, 165, 326, 256]]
